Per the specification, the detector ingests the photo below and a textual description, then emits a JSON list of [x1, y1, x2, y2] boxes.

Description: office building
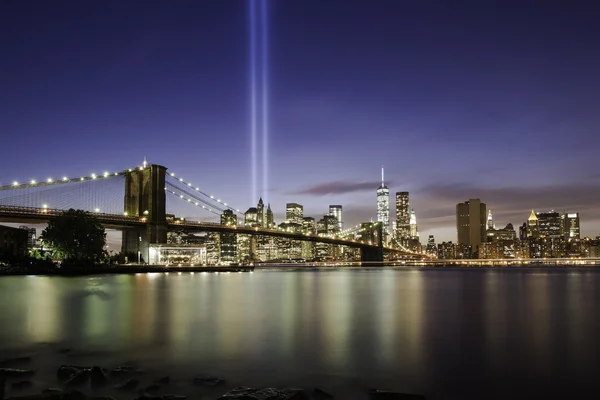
[[410, 209, 419, 239], [561, 213, 580, 241], [536, 211, 561, 238], [244, 207, 258, 227], [257, 198, 265, 228], [487, 210, 495, 230], [329, 205, 343, 231], [286, 203, 304, 225], [376, 167, 390, 242], [266, 204, 274, 228], [456, 198, 486, 254], [395, 192, 410, 242], [526, 210, 539, 238], [219, 210, 237, 263]]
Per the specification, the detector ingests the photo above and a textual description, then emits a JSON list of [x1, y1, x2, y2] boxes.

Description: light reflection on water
[[1, 268, 599, 399]]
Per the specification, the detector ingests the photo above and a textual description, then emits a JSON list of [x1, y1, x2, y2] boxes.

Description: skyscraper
[[561, 213, 580, 240], [376, 166, 390, 242], [329, 205, 343, 231], [410, 209, 419, 239], [395, 192, 410, 242], [526, 210, 539, 238], [266, 203, 274, 228], [536, 211, 561, 238], [257, 198, 265, 227], [220, 209, 237, 263], [286, 203, 303, 225], [456, 199, 487, 253], [487, 210, 495, 230]]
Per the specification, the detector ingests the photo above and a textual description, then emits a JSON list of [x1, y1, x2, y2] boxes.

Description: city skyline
[[1, 1, 599, 242]]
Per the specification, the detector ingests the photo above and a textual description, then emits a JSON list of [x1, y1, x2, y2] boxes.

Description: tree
[[40, 209, 107, 264]]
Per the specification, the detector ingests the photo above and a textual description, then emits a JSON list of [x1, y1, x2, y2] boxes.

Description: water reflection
[[1, 269, 599, 399]]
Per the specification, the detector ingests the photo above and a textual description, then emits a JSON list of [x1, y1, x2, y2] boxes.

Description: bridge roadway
[[0, 205, 420, 256]]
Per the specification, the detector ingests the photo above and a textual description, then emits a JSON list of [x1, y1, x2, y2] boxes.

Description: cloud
[[414, 182, 600, 237], [291, 181, 389, 196]]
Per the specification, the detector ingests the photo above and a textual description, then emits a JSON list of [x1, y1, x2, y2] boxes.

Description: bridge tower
[[121, 164, 167, 262], [360, 222, 384, 263]]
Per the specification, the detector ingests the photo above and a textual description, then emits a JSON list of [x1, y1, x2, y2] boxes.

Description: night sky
[[1, 1, 599, 242]]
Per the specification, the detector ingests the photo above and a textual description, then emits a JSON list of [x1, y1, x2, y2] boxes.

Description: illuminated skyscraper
[[536, 211, 561, 238], [376, 166, 390, 242], [266, 203, 274, 228], [220, 210, 237, 263], [487, 210, 495, 230], [410, 209, 419, 239], [526, 210, 539, 238], [395, 192, 410, 242], [456, 198, 487, 253], [257, 197, 265, 227], [561, 213, 580, 240], [286, 203, 303, 225], [329, 205, 343, 231]]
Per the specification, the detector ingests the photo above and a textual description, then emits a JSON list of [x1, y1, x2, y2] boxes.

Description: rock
[[64, 370, 89, 387], [109, 366, 138, 379], [153, 376, 170, 385], [138, 384, 161, 395], [369, 390, 427, 400], [63, 390, 88, 400], [57, 366, 89, 383], [4, 395, 61, 400], [1, 377, 5, 400], [42, 389, 64, 396], [312, 388, 333, 399], [91, 397, 117, 400], [114, 378, 139, 391], [161, 395, 186, 400], [90, 367, 108, 388], [0, 357, 32, 367], [0, 368, 35, 378], [134, 396, 161, 400], [192, 374, 225, 388], [11, 381, 33, 390], [218, 387, 308, 400], [58, 348, 71, 354]]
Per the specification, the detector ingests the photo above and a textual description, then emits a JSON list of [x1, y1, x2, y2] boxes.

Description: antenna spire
[[381, 165, 384, 186], [143, 156, 148, 168]]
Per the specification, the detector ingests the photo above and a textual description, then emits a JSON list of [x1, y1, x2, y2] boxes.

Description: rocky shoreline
[[0, 358, 426, 400]]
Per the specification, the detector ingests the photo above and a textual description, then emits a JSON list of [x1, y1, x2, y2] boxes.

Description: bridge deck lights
[[47, 178, 53, 183], [91, 174, 97, 179], [30, 180, 36, 184], [62, 177, 68, 181], [12, 181, 18, 186], [95, 208, 100, 213]]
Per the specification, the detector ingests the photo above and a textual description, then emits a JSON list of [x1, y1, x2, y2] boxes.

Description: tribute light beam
[[249, 0, 258, 204], [260, 0, 269, 204]]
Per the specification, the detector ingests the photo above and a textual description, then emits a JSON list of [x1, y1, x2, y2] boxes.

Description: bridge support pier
[[360, 246, 384, 264], [121, 164, 168, 263]]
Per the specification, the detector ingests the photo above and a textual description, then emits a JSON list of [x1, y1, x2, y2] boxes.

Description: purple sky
[[1, 1, 599, 242]]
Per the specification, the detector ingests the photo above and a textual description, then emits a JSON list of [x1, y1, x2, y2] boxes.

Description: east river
[[1, 268, 599, 399]]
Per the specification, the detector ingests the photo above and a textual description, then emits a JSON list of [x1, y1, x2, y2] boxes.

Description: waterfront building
[[301, 217, 315, 260], [561, 213, 580, 241], [395, 192, 410, 243], [437, 241, 457, 260], [329, 205, 343, 231], [19, 226, 36, 250], [286, 203, 304, 225], [456, 198, 486, 256], [0, 224, 28, 258], [425, 235, 437, 257], [376, 167, 390, 243]]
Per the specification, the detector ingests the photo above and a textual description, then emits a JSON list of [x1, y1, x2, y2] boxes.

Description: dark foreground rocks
[[0, 359, 428, 400]]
